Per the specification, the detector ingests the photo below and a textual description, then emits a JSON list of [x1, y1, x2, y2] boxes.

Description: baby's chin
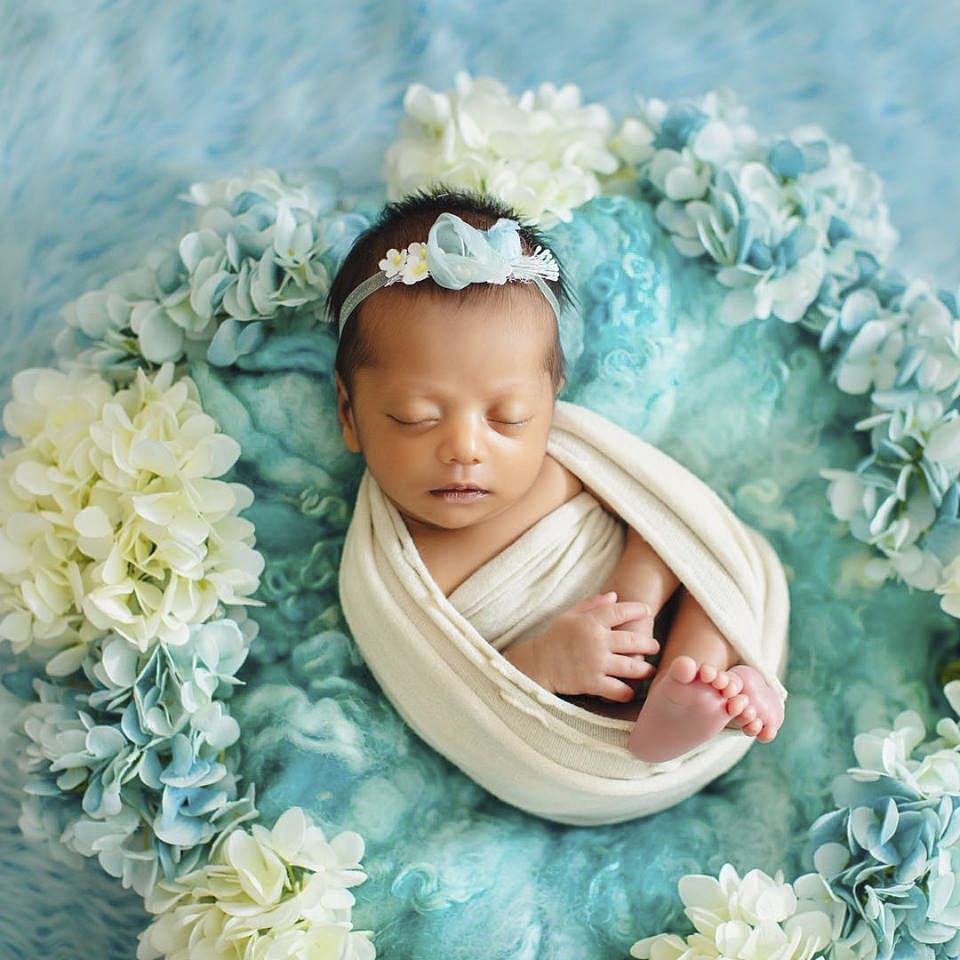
[[394, 491, 513, 534]]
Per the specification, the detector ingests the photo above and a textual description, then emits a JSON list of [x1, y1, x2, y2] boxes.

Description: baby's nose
[[439, 416, 484, 463]]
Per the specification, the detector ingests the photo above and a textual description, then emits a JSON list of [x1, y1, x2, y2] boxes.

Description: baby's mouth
[[429, 485, 488, 499]]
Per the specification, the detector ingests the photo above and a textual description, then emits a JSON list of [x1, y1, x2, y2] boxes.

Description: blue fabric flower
[[425, 213, 518, 288]]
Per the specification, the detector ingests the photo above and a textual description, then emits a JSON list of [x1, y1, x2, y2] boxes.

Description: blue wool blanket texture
[[1, 2, 959, 959]]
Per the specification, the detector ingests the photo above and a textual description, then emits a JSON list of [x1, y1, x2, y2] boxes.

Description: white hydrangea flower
[[717, 249, 826, 326], [54, 245, 217, 372], [820, 470, 889, 539], [847, 708, 960, 798], [0, 363, 263, 673], [924, 413, 960, 477], [610, 115, 657, 165], [630, 864, 841, 960], [937, 554, 960, 618], [848, 710, 926, 780], [789, 124, 898, 264], [897, 280, 960, 393], [137, 807, 375, 960], [938, 687, 960, 764], [613, 89, 760, 173], [819, 465, 943, 595], [946, 680, 960, 717], [911, 743, 960, 795], [649, 149, 714, 203], [384, 70, 619, 228], [834, 319, 906, 394], [180, 165, 331, 216], [876, 543, 942, 591]]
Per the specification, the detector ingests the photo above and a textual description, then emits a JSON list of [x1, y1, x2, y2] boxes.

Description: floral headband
[[336, 211, 561, 337]]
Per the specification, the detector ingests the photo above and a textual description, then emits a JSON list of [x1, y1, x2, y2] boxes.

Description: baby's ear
[[334, 373, 362, 453]]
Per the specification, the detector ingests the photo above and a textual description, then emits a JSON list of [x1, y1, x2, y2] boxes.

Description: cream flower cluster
[[0, 363, 263, 674], [631, 864, 846, 960], [384, 71, 620, 228], [379, 241, 429, 284], [846, 707, 960, 798], [137, 807, 375, 960]]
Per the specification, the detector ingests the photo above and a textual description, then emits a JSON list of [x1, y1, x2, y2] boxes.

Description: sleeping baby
[[326, 185, 786, 764]]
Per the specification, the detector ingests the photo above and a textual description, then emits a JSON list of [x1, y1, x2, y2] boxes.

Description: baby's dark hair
[[325, 184, 576, 399]]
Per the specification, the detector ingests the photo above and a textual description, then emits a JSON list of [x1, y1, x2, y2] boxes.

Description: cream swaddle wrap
[[338, 399, 789, 826]]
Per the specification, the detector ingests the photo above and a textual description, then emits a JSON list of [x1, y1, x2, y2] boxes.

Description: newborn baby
[[327, 186, 786, 763]]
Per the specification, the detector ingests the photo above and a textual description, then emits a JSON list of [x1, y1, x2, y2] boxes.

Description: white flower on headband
[[400, 242, 429, 284], [377, 243, 431, 285], [378, 248, 406, 278]]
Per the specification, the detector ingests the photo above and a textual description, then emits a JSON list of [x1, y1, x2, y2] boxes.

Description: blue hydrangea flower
[[7, 618, 259, 900], [616, 88, 896, 332], [54, 168, 371, 375], [807, 773, 960, 960]]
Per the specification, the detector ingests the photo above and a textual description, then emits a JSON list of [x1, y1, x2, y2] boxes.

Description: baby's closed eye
[[388, 414, 532, 427]]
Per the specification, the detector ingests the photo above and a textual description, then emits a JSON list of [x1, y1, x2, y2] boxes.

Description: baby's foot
[[723, 664, 785, 743], [626, 656, 749, 762]]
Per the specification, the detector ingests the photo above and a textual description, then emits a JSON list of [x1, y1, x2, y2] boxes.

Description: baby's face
[[336, 285, 560, 535]]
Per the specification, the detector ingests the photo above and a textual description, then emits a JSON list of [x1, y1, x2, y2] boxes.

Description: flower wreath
[[1, 71, 959, 960]]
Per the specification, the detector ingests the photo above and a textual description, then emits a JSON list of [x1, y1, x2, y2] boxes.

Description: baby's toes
[[725, 693, 749, 718], [698, 663, 718, 684], [756, 709, 785, 742], [743, 717, 763, 737], [727, 703, 757, 729], [705, 666, 726, 689], [714, 671, 742, 698], [756, 724, 779, 743]]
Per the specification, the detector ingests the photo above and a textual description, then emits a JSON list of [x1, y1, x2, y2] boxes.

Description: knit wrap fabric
[[338, 399, 789, 825]]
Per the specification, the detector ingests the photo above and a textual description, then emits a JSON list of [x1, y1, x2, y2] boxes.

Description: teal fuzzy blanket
[[1, 2, 959, 958]]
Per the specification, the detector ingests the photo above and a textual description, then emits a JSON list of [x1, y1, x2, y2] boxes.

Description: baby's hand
[[534, 592, 658, 702]]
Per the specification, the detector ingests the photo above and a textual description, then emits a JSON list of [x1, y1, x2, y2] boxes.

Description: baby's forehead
[[376, 374, 542, 399], [357, 285, 553, 392]]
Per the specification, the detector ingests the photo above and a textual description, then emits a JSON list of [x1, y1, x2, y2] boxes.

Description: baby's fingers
[[595, 601, 651, 628], [609, 628, 659, 655], [574, 591, 619, 613], [607, 653, 655, 679], [595, 676, 637, 702]]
